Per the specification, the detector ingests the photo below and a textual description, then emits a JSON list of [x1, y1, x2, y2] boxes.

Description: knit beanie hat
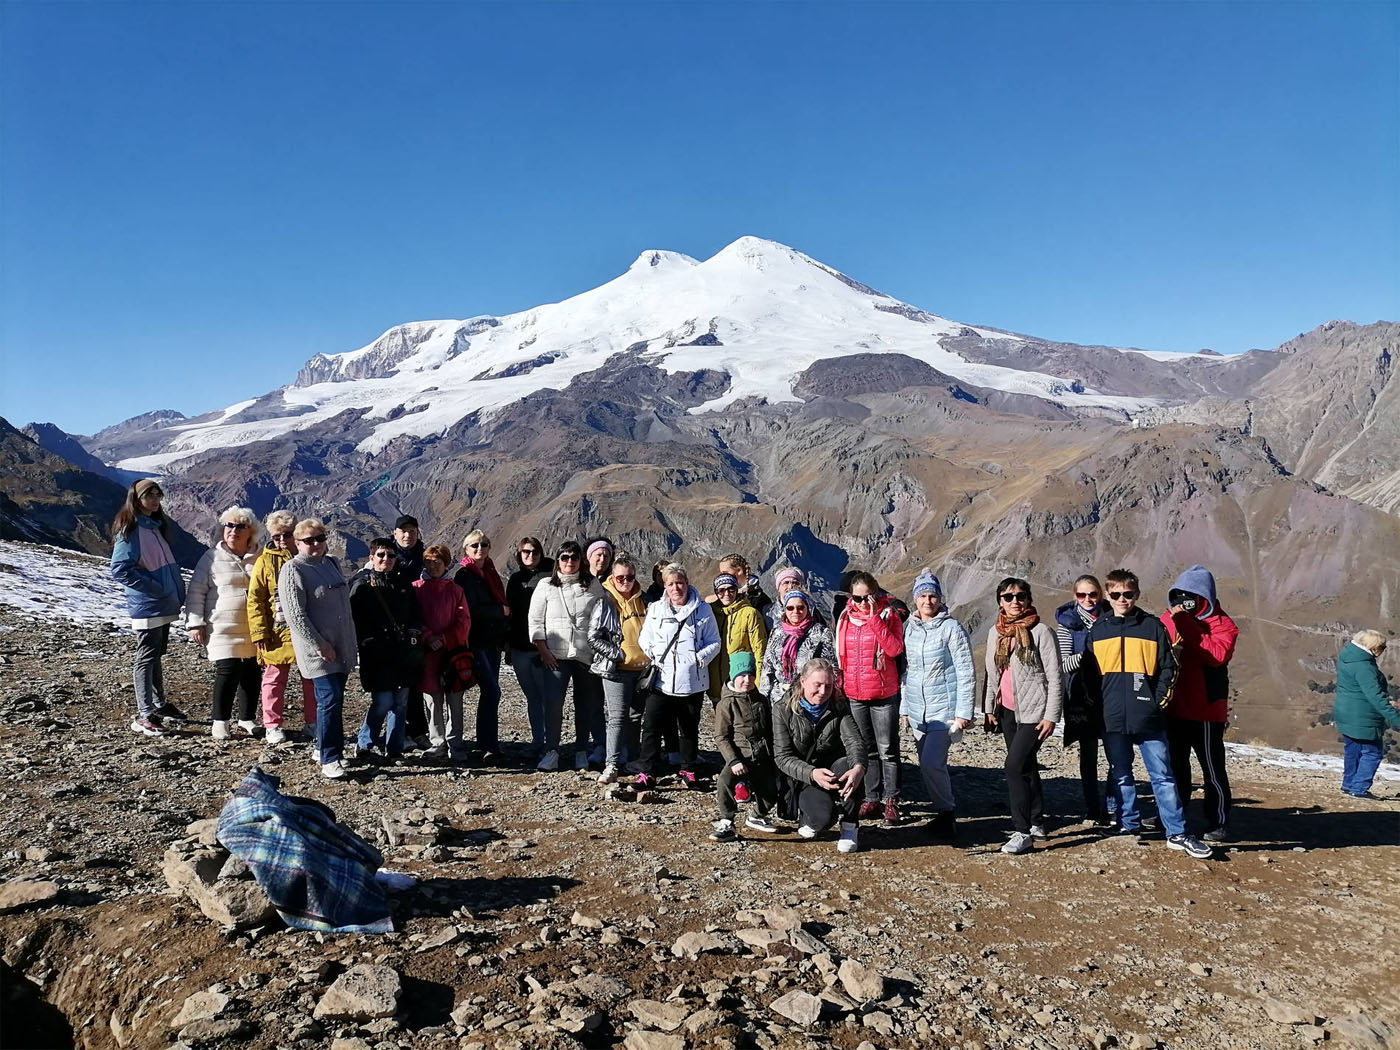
[[713, 573, 739, 592], [773, 567, 804, 595], [913, 569, 942, 599], [728, 651, 756, 680]]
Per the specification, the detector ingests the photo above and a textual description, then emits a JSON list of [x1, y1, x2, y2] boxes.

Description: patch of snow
[[1123, 349, 1228, 363], [1227, 742, 1400, 782], [0, 541, 129, 627]]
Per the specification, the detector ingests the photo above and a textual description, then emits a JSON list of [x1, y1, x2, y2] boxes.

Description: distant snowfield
[[116, 237, 1161, 471]]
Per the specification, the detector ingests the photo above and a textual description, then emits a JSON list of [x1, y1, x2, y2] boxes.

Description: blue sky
[[2, 1, 1396, 435]]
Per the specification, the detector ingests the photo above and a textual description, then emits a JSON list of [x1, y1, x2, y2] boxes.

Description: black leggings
[[999, 705, 1045, 833], [639, 690, 704, 776], [212, 657, 260, 722]]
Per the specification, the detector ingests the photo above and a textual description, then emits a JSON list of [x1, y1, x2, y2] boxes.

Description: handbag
[[638, 619, 685, 695], [439, 645, 477, 693], [370, 584, 426, 671]]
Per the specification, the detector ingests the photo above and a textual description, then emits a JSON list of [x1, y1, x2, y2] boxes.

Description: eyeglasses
[[557, 553, 579, 561], [998, 592, 1028, 603], [1075, 591, 1099, 599], [372, 551, 397, 559], [612, 573, 636, 583], [1107, 590, 1138, 601], [716, 586, 737, 595], [467, 541, 490, 549], [297, 535, 327, 544], [223, 522, 250, 531]]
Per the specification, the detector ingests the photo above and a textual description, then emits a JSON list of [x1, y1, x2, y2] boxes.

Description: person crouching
[[710, 652, 782, 841]]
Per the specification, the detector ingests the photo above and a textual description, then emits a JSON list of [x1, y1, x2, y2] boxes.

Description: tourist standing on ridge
[[247, 510, 317, 746], [415, 544, 472, 763], [589, 551, 652, 784], [280, 519, 357, 779], [506, 538, 553, 755], [1056, 574, 1116, 826], [759, 586, 837, 705], [707, 571, 768, 704], [1332, 629, 1398, 799], [768, 567, 820, 630], [186, 506, 262, 740], [350, 537, 423, 764], [899, 570, 974, 841], [112, 479, 188, 737], [1161, 565, 1240, 841], [980, 577, 1062, 855], [1080, 569, 1214, 860], [389, 515, 424, 587], [455, 530, 510, 759], [837, 571, 907, 829]]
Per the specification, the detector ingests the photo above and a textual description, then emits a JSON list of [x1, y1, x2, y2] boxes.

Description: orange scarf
[[994, 606, 1041, 672]]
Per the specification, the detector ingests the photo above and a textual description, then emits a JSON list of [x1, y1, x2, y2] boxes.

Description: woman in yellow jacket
[[245, 510, 316, 745], [708, 572, 769, 703]]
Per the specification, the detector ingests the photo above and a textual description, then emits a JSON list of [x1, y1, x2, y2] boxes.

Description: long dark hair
[[112, 480, 170, 540], [550, 540, 593, 587]]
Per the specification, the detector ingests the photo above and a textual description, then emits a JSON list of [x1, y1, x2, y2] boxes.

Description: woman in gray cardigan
[[979, 577, 1063, 855]]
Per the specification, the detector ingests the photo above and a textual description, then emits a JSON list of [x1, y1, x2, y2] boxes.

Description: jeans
[[260, 662, 316, 730], [912, 721, 956, 813], [510, 650, 550, 749], [999, 706, 1045, 833], [797, 755, 864, 830], [132, 625, 169, 718], [358, 686, 410, 755], [639, 690, 705, 776], [1104, 730, 1187, 837], [716, 753, 778, 821], [849, 695, 901, 801], [1167, 716, 1232, 830], [541, 659, 603, 755], [602, 669, 645, 767], [1342, 735, 1384, 795], [473, 647, 503, 750], [211, 657, 260, 723], [424, 690, 467, 758], [1076, 731, 1120, 818], [312, 673, 348, 765]]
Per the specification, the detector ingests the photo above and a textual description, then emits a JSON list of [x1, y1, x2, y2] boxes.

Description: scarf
[[994, 605, 1042, 672], [459, 554, 508, 606], [797, 697, 825, 723], [778, 616, 813, 680]]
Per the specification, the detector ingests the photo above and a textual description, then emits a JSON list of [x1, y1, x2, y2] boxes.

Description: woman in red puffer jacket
[[836, 571, 906, 827]]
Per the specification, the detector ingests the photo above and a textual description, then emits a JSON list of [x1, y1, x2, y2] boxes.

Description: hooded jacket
[[506, 556, 554, 652], [1160, 566, 1239, 723], [1332, 642, 1400, 741], [185, 541, 260, 661], [837, 599, 906, 701], [110, 516, 186, 624], [1081, 606, 1177, 735], [714, 683, 774, 766], [707, 595, 769, 700], [528, 573, 605, 662], [247, 544, 297, 665], [588, 581, 649, 677], [899, 611, 975, 727], [637, 585, 721, 696]]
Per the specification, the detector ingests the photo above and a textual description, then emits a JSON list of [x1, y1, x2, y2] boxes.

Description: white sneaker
[[237, 720, 258, 736], [797, 824, 818, 840], [310, 749, 321, 765], [321, 760, 346, 779], [836, 823, 860, 853], [745, 814, 779, 833], [1001, 831, 1034, 855], [264, 726, 286, 745], [537, 749, 560, 772], [709, 819, 736, 842], [1029, 824, 1048, 839], [574, 751, 590, 771], [597, 765, 619, 785], [211, 720, 229, 740]]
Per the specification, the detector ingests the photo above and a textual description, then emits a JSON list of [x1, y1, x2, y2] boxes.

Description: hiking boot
[[1166, 833, 1214, 860], [929, 811, 956, 840], [264, 726, 286, 745], [709, 819, 736, 842], [1001, 831, 1034, 855], [1202, 826, 1231, 843], [154, 702, 189, 722], [597, 764, 619, 785], [836, 823, 860, 853], [130, 717, 164, 737], [797, 824, 819, 840], [321, 760, 347, 780], [536, 749, 560, 772], [744, 814, 779, 833], [858, 800, 882, 820], [880, 799, 900, 829], [1029, 823, 1048, 840], [210, 720, 229, 740]]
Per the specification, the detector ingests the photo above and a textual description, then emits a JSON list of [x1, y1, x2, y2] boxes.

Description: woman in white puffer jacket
[[186, 506, 262, 739]]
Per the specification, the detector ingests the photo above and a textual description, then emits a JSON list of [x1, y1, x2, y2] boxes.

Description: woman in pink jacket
[[414, 544, 473, 762], [836, 571, 906, 828]]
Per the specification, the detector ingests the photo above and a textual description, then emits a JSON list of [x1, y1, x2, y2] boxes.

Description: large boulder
[[163, 840, 276, 929]]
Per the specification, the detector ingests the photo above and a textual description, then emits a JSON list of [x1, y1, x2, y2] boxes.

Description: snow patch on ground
[[0, 541, 129, 627], [1227, 742, 1400, 782]]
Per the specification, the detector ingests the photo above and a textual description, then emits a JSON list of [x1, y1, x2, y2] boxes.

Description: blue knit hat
[[913, 569, 942, 599], [728, 651, 756, 680]]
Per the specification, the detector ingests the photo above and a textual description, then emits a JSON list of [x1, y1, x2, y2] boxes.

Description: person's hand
[[189, 626, 209, 646], [254, 639, 270, 653], [730, 761, 748, 776], [837, 764, 864, 799], [1169, 603, 1188, 617], [811, 767, 838, 791], [318, 643, 336, 662], [953, 717, 971, 732], [900, 715, 909, 729], [984, 712, 998, 730], [1036, 719, 1056, 741], [539, 650, 558, 672]]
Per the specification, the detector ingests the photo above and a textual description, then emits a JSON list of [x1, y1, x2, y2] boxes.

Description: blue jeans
[[510, 650, 550, 749], [473, 648, 502, 750], [1104, 730, 1186, 837], [358, 686, 409, 755], [312, 673, 348, 765], [542, 659, 604, 757], [1342, 735, 1384, 795]]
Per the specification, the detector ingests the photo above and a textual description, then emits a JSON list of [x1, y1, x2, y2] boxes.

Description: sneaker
[[425, 743, 449, 761], [321, 760, 346, 780], [130, 717, 164, 737], [264, 726, 286, 745], [310, 748, 321, 765], [797, 824, 819, 840], [744, 814, 779, 833], [1166, 833, 1215, 860], [1029, 823, 1048, 839], [211, 720, 229, 740], [1091, 811, 1115, 828], [880, 799, 901, 829], [236, 719, 258, 736], [836, 823, 860, 853], [678, 769, 703, 790], [857, 800, 882, 820], [574, 751, 589, 772], [1140, 815, 1161, 834], [709, 819, 736, 842], [537, 749, 560, 772], [1001, 832, 1034, 855], [929, 811, 956, 841], [154, 702, 189, 722], [634, 773, 653, 789], [1202, 826, 1230, 843], [1343, 790, 1382, 800], [597, 765, 619, 785]]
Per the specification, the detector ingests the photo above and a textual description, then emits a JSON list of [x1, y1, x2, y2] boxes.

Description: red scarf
[[459, 555, 508, 607]]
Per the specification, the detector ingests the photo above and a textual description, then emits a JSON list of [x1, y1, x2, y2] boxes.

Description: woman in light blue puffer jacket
[[899, 570, 974, 840]]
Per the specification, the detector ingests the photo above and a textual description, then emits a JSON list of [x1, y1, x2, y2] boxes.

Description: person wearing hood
[[247, 510, 317, 746], [506, 537, 554, 754], [351, 537, 423, 763], [707, 571, 769, 703], [588, 551, 651, 784], [455, 530, 510, 758], [1161, 565, 1240, 841], [1056, 574, 1116, 825], [759, 587, 837, 705], [186, 506, 263, 740], [1332, 630, 1397, 799], [899, 570, 974, 840], [635, 563, 721, 789]]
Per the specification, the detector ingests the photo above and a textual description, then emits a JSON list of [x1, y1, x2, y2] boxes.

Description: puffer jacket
[[455, 558, 509, 650], [759, 621, 837, 704], [978, 622, 1064, 725], [1333, 642, 1400, 741], [110, 516, 186, 623], [714, 684, 773, 766], [772, 693, 866, 784], [1160, 566, 1239, 723], [638, 586, 721, 696], [186, 541, 260, 661], [900, 612, 975, 727], [528, 574, 605, 662], [836, 601, 905, 701], [1080, 607, 1176, 735], [708, 596, 769, 700], [247, 545, 296, 665]]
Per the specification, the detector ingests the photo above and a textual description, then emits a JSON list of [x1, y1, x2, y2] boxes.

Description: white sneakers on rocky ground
[[237, 720, 258, 736], [537, 749, 560, 772], [264, 726, 286, 745], [310, 749, 321, 765], [597, 765, 619, 785], [1002, 831, 1034, 854], [130, 718, 163, 737], [836, 823, 860, 853], [1029, 824, 1047, 839], [797, 824, 818, 840], [744, 814, 779, 833], [321, 761, 346, 780], [211, 720, 229, 740]]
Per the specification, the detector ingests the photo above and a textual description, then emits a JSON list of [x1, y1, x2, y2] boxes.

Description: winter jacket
[[454, 561, 509, 650], [1055, 599, 1108, 744], [506, 557, 554, 652], [707, 596, 769, 699], [1080, 607, 1176, 736], [836, 601, 906, 701], [110, 516, 185, 624], [412, 576, 471, 650], [637, 586, 721, 697], [529, 575, 605, 662], [279, 554, 357, 679], [978, 622, 1064, 724], [389, 540, 424, 589], [714, 684, 774, 766], [772, 694, 866, 784], [1160, 567, 1239, 723], [350, 571, 423, 692], [759, 621, 837, 704], [588, 583, 650, 677], [1333, 642, 1400, 741], [247, 545, 296, 666], [900, 612, 975, 727], [185, 542, 260, 661]]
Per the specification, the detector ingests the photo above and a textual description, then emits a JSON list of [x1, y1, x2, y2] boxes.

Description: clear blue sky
[[2, 1, 1396, 435]]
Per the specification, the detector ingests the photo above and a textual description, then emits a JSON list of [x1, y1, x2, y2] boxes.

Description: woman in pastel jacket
[[415, 544, 472, 762], [899, 570, 974, 839], [707, 571, 768, 702], [246, 510, 317, 745], [1333, 629, 1399, 798], [186, 506, 263, 740], [759, 588, 836, 705], [111, 479, 187, 737]]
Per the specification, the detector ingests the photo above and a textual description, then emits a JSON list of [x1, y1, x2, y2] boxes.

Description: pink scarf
[[459, 554, 508, 607], [778, 616, 812, 680]]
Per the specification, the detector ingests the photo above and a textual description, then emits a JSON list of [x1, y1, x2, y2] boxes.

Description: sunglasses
[[223, 522, 250, 531], [467, 541, 490, 549], [784, 603, 806, 612], [297, 535, 327, 544], [716, 585, 737, 594], [851, 595, 873, 604], [998, 592, 1028, 603], [612, 573, 636, 583], [1075, 591, 1099, 599], [557, 552, 580, 561], [272, 532, 295, 541], [519, 548, 541, 556], [1107, 590, 1138, 601], [372, 551, 397, 559]]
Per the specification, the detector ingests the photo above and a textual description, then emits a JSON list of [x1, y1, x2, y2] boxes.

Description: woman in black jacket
[[351, 537, 423, 760], [455, 529, 511, 757], [506, 537, 554, 754]]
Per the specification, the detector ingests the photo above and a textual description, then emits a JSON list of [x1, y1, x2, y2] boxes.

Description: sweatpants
[[1167, 716, 1232, 832]]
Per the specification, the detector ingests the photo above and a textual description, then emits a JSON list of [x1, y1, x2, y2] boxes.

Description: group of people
[[109, 479, 1395, 858]]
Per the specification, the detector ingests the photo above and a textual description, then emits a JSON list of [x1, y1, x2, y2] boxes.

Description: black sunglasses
[[222, 522, 250, 530], [998, 592, 1028, 603], [557, 552, 580, 561], [1075, 591, 1099, 599], [1107, 590, 1138, 601], [519, 547, 541, 556], [372, 550, 397, 559], [298, 535, 327, 544]]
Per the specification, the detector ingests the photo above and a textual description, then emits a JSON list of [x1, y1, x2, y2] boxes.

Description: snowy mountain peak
[[628, 249, 700, 272]]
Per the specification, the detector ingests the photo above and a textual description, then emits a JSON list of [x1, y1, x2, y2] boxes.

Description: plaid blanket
[[216, 768, 392, 934]]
